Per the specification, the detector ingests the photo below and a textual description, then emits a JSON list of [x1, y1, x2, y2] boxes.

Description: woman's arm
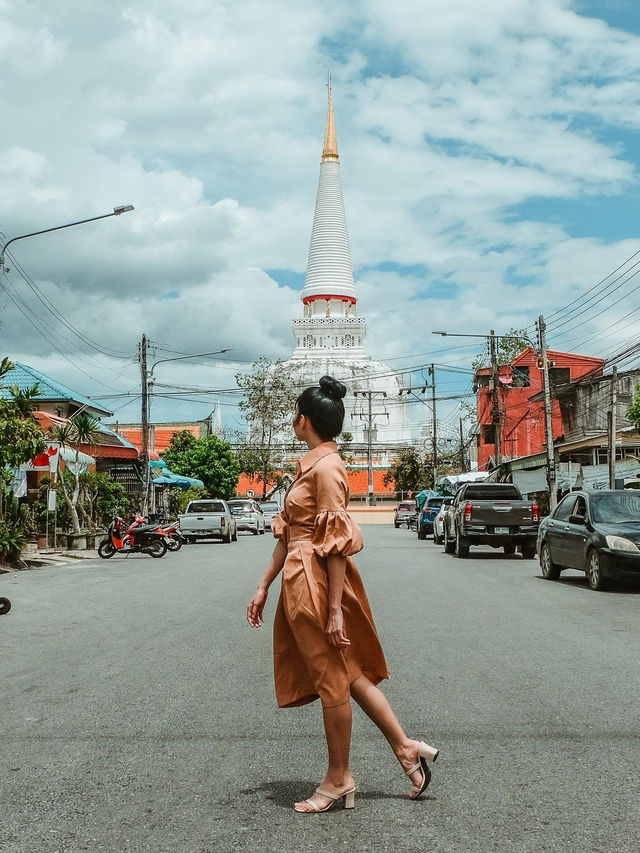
[[246, 540, 287, 628], [325, 554, 350, 649]]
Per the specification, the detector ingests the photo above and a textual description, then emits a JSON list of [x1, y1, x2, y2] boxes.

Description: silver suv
[[260, 501, 281, 530], [227, 499, 266, 535]]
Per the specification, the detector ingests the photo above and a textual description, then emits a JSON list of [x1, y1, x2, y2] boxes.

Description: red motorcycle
[[98, 515, 167, 559], [127, 514, 183, 552]]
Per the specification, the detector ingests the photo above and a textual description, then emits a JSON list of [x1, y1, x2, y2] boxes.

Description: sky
[[1, 0, 640, 440]]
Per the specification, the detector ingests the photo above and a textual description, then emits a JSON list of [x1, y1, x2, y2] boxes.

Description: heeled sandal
[[405, 741, 439, 800], [294, 785, 356, 813]]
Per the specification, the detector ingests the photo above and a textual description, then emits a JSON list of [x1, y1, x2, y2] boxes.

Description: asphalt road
[[2, 527, 639, 853]]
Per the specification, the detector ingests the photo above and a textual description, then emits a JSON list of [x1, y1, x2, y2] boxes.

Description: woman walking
[[246, 375, 439, 813]]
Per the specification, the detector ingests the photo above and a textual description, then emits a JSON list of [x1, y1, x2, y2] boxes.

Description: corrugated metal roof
[[0, 362, 111, 416]]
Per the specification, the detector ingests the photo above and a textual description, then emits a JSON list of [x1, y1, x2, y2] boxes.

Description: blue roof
[[97, 422, 137, 449], [0, 361, 111, 417]]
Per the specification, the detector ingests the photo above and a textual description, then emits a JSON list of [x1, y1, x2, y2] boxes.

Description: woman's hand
[[247, 587, 268, 628], [325, 606, 351, 649]]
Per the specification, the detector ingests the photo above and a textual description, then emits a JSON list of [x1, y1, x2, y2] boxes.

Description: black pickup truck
[[443, 482, 540, 558]]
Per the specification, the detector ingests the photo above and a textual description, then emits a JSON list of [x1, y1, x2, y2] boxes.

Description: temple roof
[[301, 85, 356, 303]]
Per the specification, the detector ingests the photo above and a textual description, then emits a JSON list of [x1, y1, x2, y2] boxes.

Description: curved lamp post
[[0, 205, 135, 271]]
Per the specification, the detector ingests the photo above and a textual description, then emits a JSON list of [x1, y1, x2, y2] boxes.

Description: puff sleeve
[[271, 509, 289, 542], [312, 459, 363, 558]]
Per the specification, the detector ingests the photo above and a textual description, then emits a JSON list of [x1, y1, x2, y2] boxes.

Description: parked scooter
[[127, 514, 183, 551], [160, 519, 184, 551], [0, 597, 11, 615], [98, 516, 167, 559]]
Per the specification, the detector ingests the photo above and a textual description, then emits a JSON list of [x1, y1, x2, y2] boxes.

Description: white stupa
[[284, 86, 411, 445]]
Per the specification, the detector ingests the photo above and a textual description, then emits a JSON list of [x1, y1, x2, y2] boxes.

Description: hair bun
[[319, 375, 347, 400]]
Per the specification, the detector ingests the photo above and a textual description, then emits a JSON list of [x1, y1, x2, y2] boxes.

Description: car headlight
[[605, 535, 640, 553]]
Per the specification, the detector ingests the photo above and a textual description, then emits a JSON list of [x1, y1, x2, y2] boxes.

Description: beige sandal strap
[[404, 761, 421, 777], [315, 787, 340, 801]]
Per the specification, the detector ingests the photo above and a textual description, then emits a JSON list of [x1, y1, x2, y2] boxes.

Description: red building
[[475, 346, 604, 470]]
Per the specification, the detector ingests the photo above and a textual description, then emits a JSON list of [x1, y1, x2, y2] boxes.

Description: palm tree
[[50, 414, 102, 536], [8, 384, 41, 418]]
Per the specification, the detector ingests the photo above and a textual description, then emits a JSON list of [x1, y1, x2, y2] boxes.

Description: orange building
[[475, 346, 604, 470]]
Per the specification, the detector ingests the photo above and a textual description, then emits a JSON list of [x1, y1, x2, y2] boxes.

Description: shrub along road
[[2, 527, 639, 852]]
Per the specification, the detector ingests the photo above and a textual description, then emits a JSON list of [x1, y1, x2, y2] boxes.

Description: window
[[553, 495, 575, 521], [572, 496, 587, 520], [187, 501, 226, 513], [304, 334, 314, 347], [512, 366, 530, 388], [344, 334, 354, 347], [482, 424, 497, 445], [549, 367, 570, 389]]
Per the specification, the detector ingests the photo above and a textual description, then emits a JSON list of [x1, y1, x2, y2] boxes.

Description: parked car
[[178, 499, 237, 544], [432, 498, 454, 545], [394, 500, 416, 529], [443, 483, 540, 558], [260, 501, 281, 530], [417, 496, 452, 540], [227, 499, 266, 535], [537, 489, 640, 590]]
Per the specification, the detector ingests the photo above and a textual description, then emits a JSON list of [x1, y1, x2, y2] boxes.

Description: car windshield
[[426, 499, 444, 509], [262, 503, 280, 511], [228, 501, 251, 510], [187, 502, 225, 513], [591, 492, 640, 523], [398, 503, 414, 511]]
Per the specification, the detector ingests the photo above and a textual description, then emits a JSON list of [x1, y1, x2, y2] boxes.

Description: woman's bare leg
[[294, 701, 355, 812], [350, 674, 428, 796]]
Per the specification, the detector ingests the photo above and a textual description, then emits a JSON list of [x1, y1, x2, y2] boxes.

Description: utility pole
[[139, 333, 150, 516], [609, 366, 618, 489], [459, 417, 466, 472], [429, 364, 437, 488], [354, 390, 389, 506], [489, 330, 502, 467], [538, 315, 557, 510]]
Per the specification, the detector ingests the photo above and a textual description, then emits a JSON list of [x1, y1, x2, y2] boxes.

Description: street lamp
[[0, 205, 135, 271], [140, 344, 233, 515]]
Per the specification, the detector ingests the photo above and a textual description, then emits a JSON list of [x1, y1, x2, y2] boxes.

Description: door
[[544, 494, 576, 566], [560, 494, 591, 570]]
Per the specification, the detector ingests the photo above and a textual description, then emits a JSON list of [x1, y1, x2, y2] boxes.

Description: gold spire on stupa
[[322, 76, 339, 162]]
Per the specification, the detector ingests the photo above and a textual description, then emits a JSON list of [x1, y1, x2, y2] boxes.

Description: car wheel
[[232, 530, 238, 542], [443, 526, 455, 554], [521, 543, 537, 560], [223, 529, 232, 543], [503, 543, 516, 556], [587, 549, 608, 591], [455, 529, 469, 558], [417, 526, 426, 540], [0, 597, 12, 615], [433, 530, 442, 545], [394, 522, 400, 528], [540, 542, 561, 580]]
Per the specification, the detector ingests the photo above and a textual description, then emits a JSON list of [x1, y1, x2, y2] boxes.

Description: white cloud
[[1, 0, 639, 428]]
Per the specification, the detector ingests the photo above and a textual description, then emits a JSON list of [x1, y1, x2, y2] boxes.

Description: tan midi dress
[[272, 441, 390, 708]]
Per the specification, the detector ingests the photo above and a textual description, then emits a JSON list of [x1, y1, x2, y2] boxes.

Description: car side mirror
[[569, 514, 585, 525]]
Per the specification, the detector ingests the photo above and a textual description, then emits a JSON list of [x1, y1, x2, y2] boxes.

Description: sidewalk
[[1, 548, 100, 572]]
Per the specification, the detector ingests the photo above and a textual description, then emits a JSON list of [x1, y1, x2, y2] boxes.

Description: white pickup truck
[[178, 499, 237, 544]]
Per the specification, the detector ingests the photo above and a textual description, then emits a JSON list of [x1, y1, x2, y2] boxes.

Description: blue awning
[[150, 464, 204, 490]]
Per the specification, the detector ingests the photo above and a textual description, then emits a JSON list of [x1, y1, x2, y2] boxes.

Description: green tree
[[626, 384, 640, 434], [0, 358, 45, 562], [235, 358, 298, 499], [0, 358, 45, 473], [164, 432, 239, 499], [50, 414, 102, 535], [383, 449, 431, 495]]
